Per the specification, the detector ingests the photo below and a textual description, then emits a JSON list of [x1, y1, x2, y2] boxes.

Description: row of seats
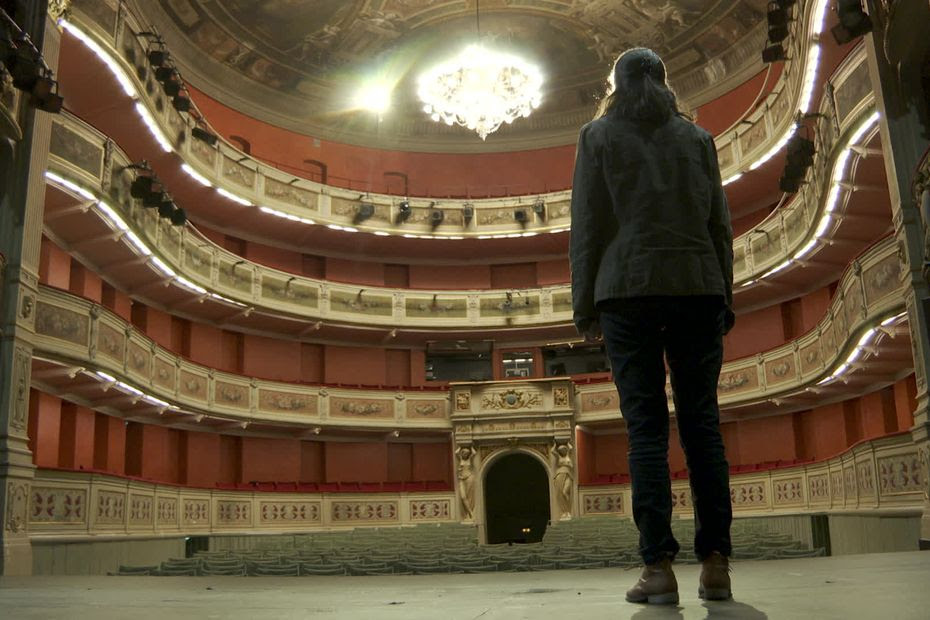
[[215, 480, 452, 493], [113, 519, 824, 577]]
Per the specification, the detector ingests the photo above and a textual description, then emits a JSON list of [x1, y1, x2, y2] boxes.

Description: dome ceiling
[[137, 0, 770, 151]]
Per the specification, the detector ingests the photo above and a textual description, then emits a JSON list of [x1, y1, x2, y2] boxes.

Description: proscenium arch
[[479, 448, 554, 545]]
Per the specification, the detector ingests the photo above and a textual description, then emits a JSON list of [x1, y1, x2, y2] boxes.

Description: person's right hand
[[583, 320, 603, 343]]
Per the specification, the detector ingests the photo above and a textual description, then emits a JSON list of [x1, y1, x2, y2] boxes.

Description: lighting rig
[[762, 0, 796, 64], [779, 125, 816, 193], [0, 9, 63, 113], [126, 161, 187, 226]]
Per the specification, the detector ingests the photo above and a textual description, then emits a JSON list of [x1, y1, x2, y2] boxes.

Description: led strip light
[[60, 0, 834, 238]]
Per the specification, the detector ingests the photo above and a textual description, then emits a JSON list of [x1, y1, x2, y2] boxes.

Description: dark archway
[[484, 453, 550, 544]]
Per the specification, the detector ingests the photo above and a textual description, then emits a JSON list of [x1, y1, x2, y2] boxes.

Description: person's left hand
[[583, 320, 602, 343]]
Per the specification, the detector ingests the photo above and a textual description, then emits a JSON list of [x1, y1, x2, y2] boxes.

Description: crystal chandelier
[[418, 45, 543, 140]]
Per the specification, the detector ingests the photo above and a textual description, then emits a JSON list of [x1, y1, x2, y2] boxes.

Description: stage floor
[[1, 551, 928, 619]]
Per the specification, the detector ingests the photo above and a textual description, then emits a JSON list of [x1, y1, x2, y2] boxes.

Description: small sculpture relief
[[340, 402, 383, 415], [551, 442, 574, 520], [481, 389, 541, 410], [456, 445, 476, 521], [553, 387, 570, 408], [19, 294, 33, 319], [455, 391, 471, 411], [718, 371, 750, 392]]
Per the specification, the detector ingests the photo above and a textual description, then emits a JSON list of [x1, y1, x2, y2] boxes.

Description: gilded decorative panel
[[331, 501, 398, 522], [189, 136, 217, 167], [739, 119, 768, 155], [830, 470, 844, 501], [331, 197, 390, 223], [258, 389, 317, 415], [750, 229, 781, 266], [409, 499, 451, 520], [97, 323, 125, 362], [405, 297, 467, 318], [180, 370, 208, 400], [480, 389, 543, 411], [184, 244, 212, 279], [583, 494, 623, 515], [730, 482, 766, 508], [215, 381, 249, 409], [834, 61, 871, 123], [261, 277, 319, 307], [877, 453, 923, 494], [405, 399, 447, 419], [548, 200, 571, 220], [74, 0, 118, 32], [808, 474, 830, 503], [35, 302, 89, 345], [330, 291, 392, 316], [800, 341, 822, 374], [821, 323, 837, 360], [182, 499, 209, 525], [127, 342, 151, 376], [216, 500, 251, 525], [718, 367, 758, 394], [671, 488, 690, 511], [773, 478, 804, 505], [50, 121, 103, 178], [329, 397, 392, 419], [153, 357, 176, 390], [856, 461, 875, 495], [580, 391, 618, 413], [30, 487, 86, 524], [96, 490, 126, 525], [129, 494, 153, 525], [222, 156, 256, 189], [479, 295, 541, 318], [845, 283, 864, 326], [770, 87, 792, 128], [733, 245, 747, 277], [260, 501, 321, 523], [784, 203, 806, 246], [764, 354, 795, 385], [551, 292, 572, 314], [863, 254, 901, 305], [264, 177, 317, 210], [218, 261, 253, 292], [716, 141, 734, 170], [157, 497, 178, 525]]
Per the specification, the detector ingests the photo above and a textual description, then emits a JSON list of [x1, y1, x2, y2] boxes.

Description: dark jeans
[[598, 295, 732, 564]]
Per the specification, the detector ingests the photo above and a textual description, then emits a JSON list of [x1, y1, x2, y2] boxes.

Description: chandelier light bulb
[[418, 44, 544, 140]]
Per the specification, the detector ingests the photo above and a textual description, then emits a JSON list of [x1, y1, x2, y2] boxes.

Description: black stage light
[[7, 46, 41, 91], [154, 66, 175, 83], [158, 198, 175, 219], [786, 135, 815, 167], [172, 95, 191, 113], [767, 4, 789, 43], [143, 189, 167, 208], [147, 49, 168, 67], [832, 0, 873, 45], [31, 76, 63, 114], [762, 44, 786, 64], [163, 79, 181, 98], [130, 176, 154, 199], [462, 204, 474, 225], [354, 203, 374, 224], [430, 209, 445, 228], [396, 199, 412, 223], [170, 206, 187, 226], [779, 174, 802, 193], [514, 208, 528, 224], [191, 126, 218, 146]]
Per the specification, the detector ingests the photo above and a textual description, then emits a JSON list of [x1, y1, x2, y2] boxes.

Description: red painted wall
[[326, 442, 388, 482], [411, 443, 452, 483], [242, 335, 302, 383], [125, 423, 181, 483], [241, 437, 301, 482], [409, 264, 490, 290], [724, 304, 786, 361], [734, 415, 798, 464], [69, 262, 102, 302], [325, 346, 386, 385], [28, 390, 61, 468], [39, 236, 71, 290], [57, 403, 95, 470], [93, 412, 126, 475]]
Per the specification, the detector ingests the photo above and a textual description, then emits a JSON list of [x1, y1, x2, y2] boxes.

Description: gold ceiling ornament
[[47, 0, 73, 22], [417, 0, 543, 139]]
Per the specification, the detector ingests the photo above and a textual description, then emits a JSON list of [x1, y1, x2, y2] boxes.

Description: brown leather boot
[[699, 551, 732, 600], [625, 557, 679, 605]]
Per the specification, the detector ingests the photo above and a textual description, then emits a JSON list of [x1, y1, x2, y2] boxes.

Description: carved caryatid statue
[[456, 445, 476, 521], [552, 441, 574, 519]]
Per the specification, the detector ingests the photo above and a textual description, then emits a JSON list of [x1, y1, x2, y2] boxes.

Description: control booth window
[[502, 351, 534, 378], [543, 344, 609, 377], [425, 340, 493, 382]]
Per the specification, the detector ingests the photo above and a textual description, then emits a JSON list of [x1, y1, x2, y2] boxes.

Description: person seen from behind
[[569, 46, 735, 606]]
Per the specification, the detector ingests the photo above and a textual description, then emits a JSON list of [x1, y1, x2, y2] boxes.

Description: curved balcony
[[29, 235, 908, 436], [59, 0, 834, 239], [43, 84, 884, 336]]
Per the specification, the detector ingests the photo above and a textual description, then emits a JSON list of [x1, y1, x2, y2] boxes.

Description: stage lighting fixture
[[533, 199, 546, 220], [130, 176, 154, 199], [147, 49, 168, 67], [779, 174, 802, 193], [191, 126, 218, 146], [31, 75, 63, 114], [6, 46, 41, 91], [463, 204, 474, 225], [786, 135, 815, 167], [354, 203, 375, 224], [831, 0, 873, 45], [154, 66, 175, 83], [172, 95, 192, 113], [142, 189, 167, 209], [170, 207, 187, 226], [396, 199, 412, 223], [163, 79, 181, 98], [762, 44, 786, 64], [767, 5, 789, 43], [157, 198, 175, 219], [430, 209, 445, 228], [514, 209, 528, 224]]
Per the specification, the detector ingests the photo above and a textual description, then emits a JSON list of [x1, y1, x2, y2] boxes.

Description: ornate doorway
[[483, 452, 550, 544]]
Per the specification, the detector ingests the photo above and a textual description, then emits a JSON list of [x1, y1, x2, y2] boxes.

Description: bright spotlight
[[355, 81, 392, 113]]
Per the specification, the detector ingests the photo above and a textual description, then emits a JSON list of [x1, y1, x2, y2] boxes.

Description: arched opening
[[483, 452, 550, 544]]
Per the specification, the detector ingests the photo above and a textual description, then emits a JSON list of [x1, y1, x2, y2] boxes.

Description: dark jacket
[[569, 113, 733, 333]]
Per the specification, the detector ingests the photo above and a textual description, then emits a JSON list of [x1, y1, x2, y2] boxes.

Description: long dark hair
[[595, 47, 683, 123]]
